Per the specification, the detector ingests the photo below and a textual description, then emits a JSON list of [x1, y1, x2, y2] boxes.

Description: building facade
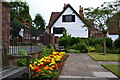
[[47, 4, 89, 38]]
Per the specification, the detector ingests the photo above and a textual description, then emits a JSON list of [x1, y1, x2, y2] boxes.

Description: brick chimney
[[79, 6, 84, 18], [63, 3, 68, 9]]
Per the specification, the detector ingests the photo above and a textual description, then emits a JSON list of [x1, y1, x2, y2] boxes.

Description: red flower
[[55, 65, 59, 68], [34, 74, 38, 77]]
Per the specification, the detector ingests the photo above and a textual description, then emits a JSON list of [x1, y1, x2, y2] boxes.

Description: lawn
[[88, 52, 120, 61], [102, 64, 120, 78]]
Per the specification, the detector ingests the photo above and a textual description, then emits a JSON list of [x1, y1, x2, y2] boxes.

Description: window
[[32, 36, 35, 40], [62, 15, 75, 22], [53, 27, 64, 34], [26, 34, 29, 39], [37, 37, 39, 40]]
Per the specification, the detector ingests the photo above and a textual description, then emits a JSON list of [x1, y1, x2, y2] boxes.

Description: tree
[[33, 13, 46, 32], [10, 1, 32, 40], [10, 1, 32, 23], [84, 1, 118, 55]]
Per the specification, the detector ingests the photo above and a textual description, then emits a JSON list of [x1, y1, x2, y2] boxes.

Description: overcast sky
[[23, 0, 115, 26]]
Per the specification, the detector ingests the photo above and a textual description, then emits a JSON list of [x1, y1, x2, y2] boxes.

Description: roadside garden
[[17, 44, 68, 80]]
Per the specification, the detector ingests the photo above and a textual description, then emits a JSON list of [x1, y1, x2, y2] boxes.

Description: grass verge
[[88, 52, 120, 61], [102, 64, 120, 78]]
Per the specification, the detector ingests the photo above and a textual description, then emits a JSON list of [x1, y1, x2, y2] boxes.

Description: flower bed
[[30, 52, 68, 80]]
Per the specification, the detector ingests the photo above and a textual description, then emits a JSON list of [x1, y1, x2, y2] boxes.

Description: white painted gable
[[51, 6, 88, 38]]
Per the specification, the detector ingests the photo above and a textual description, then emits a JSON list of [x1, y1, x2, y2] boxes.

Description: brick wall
[[0, 1, 2, 73], [2, 2, 10, 54]]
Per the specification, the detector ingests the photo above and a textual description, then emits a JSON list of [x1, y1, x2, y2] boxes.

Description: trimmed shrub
[[59, 36, 71, 48], [73, 43, 88, 53], [106, 48, 111, 53], [69, 37, 80, 46], [95, 44, 103, 53], [87, 46, 96, 52], [114, 37, 120, 48], [106, 37, 113, 49], [65, 46, 73, 51], [110, 49, 120, 54], [88, 38, 104, 47], [67, 49, 80, 53]]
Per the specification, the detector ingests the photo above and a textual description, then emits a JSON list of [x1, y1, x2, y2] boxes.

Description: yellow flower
[[41, 62, 44, 64], [29, 64, 32, 67], [33, 61, 37, 64], [49, 71, 52, 74], [31, 67, 35, 69]]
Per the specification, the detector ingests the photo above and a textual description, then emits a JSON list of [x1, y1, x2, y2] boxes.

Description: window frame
[[53, 27, 65, 34], [62, 15, 75, 22]]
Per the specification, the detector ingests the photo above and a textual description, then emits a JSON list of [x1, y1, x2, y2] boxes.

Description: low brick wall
[[29, 51, 42, 60], [9, 51, 43, 66]]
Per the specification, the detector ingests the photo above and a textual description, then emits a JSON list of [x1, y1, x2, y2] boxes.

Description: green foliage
[[84, 1, 118, 54], [18, 49, 28, 66], [59, 35, 81, 48], [65, 46, 73, 51], [95, 44, 103, 53], [33, 13, 46, 32], [87, 46, 96, 52], [41, 45, 48, 57], [73, 43, 88, 53], [67, 49, 80, 53], [59, 36, 71, 48], [10, 1, 32, 40], [46, 44, 55, 55], [88, 38, 104, 47], [50, 44, 55, 52], [69, 37, 80, 46], [110, 49, 120, 54], [106, 37, 113, 49], [10, 1, 32, 23], [114, 37, 120, 48]]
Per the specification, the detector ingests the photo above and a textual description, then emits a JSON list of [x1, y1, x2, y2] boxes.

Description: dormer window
[[62, 15, 75, 22]]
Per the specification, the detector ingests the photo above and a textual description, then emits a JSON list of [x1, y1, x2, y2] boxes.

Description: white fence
[[9, 46, 41, 55]]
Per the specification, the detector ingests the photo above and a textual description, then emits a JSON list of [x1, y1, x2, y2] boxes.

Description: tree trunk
[[103, 34, 107, 55]]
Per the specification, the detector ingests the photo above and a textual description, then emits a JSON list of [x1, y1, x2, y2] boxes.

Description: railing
[[9, 46, 41, 55]]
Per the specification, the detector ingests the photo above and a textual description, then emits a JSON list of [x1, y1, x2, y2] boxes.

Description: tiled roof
[[47, 12, 61, 28], [47, 4, 90, 28]]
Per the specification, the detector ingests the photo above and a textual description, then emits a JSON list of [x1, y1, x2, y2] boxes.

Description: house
[[10, 21, 53, 46], [89, 26, 104, 38], [47, 4, 89, 38], [108, 12, 120, 41]]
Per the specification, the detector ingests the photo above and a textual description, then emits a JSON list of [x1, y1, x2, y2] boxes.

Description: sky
[[22, 0, 115, 26]]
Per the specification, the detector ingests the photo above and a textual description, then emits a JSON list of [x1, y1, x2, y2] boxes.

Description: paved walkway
[[58, 53, 120, 80]]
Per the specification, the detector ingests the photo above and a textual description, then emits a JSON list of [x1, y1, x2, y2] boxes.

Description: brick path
[[58, 53, 120, 80]]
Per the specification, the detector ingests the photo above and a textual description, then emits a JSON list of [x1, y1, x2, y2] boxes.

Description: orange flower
[[51, 65, 55, 68], [41, 73, 45, 75], [49, 67, 53, 70], [43, 65, 49, 70]]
